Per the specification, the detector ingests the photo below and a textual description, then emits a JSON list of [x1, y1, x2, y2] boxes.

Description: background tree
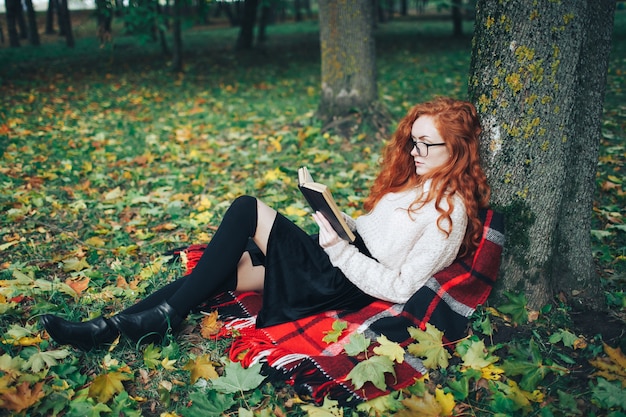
[[5, 0, 21, 46], [235, 0, 259, 50], [45, 0, 58, 34], [468, 0, 616, 310], [24, 0, 40, 45], [171, 0, 183, 71], [58, 0, 74, 46], [317, 0, 380, 131]]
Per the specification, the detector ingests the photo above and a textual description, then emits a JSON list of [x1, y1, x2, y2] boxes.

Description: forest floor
[[1, 7, 625, 417]]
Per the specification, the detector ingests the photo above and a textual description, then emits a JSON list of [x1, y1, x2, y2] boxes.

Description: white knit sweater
[[324, 182, 467, 303]]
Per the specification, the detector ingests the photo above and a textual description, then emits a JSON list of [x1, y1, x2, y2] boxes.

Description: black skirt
[[249, 213, 376, 328]]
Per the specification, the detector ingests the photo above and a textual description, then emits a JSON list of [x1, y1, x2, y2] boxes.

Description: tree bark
[[451, 0, 462, 37], [5, 0, 21, 47], [45, 0, 57, 33], [235, 0, 258, 50], [171, 0, 183, 72], [24, 0, 40, 45], [468, 0, 616, 311], [317, 0, 378, 124], [58, 0, 74, 46]]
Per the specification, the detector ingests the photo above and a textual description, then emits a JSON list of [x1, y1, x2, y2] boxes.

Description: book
[[298, 166, 356, 243]]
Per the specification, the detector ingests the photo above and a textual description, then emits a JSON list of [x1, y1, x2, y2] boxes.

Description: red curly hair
[[363, 97, 491, 256]]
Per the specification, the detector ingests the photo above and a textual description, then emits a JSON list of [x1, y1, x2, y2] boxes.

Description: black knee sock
[[166, 195, 258, 317], [120, 277, 188, 315]]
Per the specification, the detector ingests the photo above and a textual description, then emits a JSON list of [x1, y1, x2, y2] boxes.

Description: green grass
[[0, 10, 625, 417]]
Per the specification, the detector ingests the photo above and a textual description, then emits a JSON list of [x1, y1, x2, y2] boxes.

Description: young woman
[[41, 97, 491, 351]]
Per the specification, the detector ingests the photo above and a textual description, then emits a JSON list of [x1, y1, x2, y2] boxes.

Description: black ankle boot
[[40, 315, 119, 351], [109, 301, 183, 345]]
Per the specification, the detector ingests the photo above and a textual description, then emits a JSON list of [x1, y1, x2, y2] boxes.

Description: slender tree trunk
[[256, 1, 271, 44], [58, 0, 74, 47], [451, 0, 462, 37], [468, 0, 615, 311], [0, 20, 4, 44], [16, 0, 28, 39], [5, 0, 21, 47], [317, 0, 378, 124], [171, 0, 183, 72], [24, 0, 40, 45], [235, 0, 258, 50], [45, 0, 57, 33]]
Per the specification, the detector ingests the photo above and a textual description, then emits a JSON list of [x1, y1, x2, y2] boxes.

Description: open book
[[298, 166, 356, 243]]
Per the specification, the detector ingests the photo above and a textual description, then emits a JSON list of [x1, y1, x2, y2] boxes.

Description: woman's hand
[[312, 211, 343, 248]]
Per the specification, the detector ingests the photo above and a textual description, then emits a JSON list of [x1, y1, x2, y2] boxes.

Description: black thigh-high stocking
[[165, 195, 258, 317]]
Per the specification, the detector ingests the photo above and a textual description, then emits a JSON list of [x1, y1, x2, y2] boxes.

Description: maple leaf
[[143, 343, 162, 369], [344, 333, 371, 357], [88, 369, 132, 403], [346, 355, 395, 391], [0, 354, 24, 378], [373, 335, 405, 364], [200, 310, 223, 339], [64, 276, 90, 296], [211, 361, 265, 394], [23, 348, 71, 373], [183, 354, 219, 383], [61, 257, 91, 273], [591, 377, 626, 410], [407, 324, 451, 369], [435, 387, 455, 416], [589, 343, 626, 386], [460, 339, 499, 370], [399, 391, 443, 417], [300, 396, 344, 417], [322, 320, 348, 344], [0, 381, 45, 413], [183, 390, 236, 417]]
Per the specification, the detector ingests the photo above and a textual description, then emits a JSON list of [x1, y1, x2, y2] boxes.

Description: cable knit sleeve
[[323, 196, 467, 304]]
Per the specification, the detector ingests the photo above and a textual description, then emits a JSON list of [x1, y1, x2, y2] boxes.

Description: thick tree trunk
[[235, 0, 258, 50], [24, 0, 40, 45], [58, 0, 74, 46], [5, 0, 21, 47], [468, 0, 615, 311], [45, 0, 57, 33], [317, 0, 378, 124]]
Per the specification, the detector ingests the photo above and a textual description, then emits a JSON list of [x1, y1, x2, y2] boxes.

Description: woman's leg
[[110, 196, 276, 344]]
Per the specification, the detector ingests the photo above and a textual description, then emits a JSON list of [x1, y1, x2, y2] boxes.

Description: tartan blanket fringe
[[181, 209, 504, 405]]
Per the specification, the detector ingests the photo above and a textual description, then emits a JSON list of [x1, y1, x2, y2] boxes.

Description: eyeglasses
[[410, 139, 446, 157]]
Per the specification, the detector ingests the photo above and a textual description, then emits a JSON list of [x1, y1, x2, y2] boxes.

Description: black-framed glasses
[[410, 139, 446, 157]]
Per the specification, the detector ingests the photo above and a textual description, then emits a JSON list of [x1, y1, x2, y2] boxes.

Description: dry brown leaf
[[199, 311, 223, 339]]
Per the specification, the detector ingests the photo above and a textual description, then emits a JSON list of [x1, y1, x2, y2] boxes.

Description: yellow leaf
[[435, 388, 455, 416], [373, 335, 405, 364], [183, 355, 219, 383], [85, 236, 106, 247], [480, 364, 505, 380], [104, 186, 123, 201], [284, 205, 309, 217], [401, 391, 442, 417], [89, 370, 132, 403], [199, 311, 223, 339], [161, 358, 177, 370], [62, 257, 90, 273], [604, 343, 626, 370], [407, 324, 451, 369]]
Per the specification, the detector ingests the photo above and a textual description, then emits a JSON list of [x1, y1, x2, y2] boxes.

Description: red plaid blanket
[[185, 210, 504, 405]]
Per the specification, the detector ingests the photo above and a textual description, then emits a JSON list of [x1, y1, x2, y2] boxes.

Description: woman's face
[[410, 115, 450, 176]]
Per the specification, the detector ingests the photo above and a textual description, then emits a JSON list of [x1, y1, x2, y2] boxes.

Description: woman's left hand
[[312, 211, 343, 248]]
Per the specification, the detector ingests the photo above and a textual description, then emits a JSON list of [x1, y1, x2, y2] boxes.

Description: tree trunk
[[45, 0, 57, 33], [256, 1, 271, 44], [56, 0, 74, 46], [317, 0, 378, 124], [451, 0, 462, 37], [235, 0, 258, 50], [171, 0, 183, 72], [5, 0, 21, 47], [468, 0, 615, 311], [16, 0, 28, 39], [24, 0, 40, 45]]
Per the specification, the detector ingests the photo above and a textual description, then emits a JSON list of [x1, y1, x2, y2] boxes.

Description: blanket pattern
[[184, 210, 504, 405]]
